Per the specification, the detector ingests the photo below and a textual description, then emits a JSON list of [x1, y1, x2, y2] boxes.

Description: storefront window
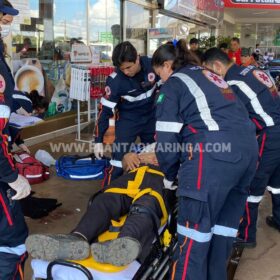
[[125, 1, 152, 55], [233, 23, 280, 58], [89, 0, 121, 61], [8, 0, 120, 123]]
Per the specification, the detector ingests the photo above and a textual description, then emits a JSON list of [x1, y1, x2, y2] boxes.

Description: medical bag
[[56, 154, 110, 180], [13, 152, 50, 185]]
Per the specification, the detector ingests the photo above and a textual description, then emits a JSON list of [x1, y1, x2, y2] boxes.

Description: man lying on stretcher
[[26, 143, 176, 267]]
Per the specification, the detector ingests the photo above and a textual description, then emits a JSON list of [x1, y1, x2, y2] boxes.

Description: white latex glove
[[8, 174, 31, 200], [18, 144, 31, 154], [94, 143, 104, 159], [35, 150, 56, 167], [163, 178, 177, 190]]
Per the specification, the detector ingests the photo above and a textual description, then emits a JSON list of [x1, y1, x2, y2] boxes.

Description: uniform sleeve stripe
[[247, 195, 263, 203], [156, 121, 183, 133], [227, 80, 275, 127], [110, 160, 123, 168], [12, 94, 32, 103], [213, 225, 238, 237], [173, 73, 220, 131], [0, 105, 11, 118], [122, 84, 156, 102], [110, 72, 117, 79], [267, 186, 280, 194], [101, 97, 117, 109], [177, 224, 212, 243]]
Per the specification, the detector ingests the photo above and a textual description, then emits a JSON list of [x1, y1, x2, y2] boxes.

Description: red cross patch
[[253, 70, 273, 89], [203, 70, 228, 89], [148, 72, 156, 82], [0, 75, 6, 93], [105, 86, 111, 97]]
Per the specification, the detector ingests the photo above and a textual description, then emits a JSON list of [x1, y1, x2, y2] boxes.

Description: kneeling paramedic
[[26, 144, 174, 267], [152, 40, 258, 280], [94, 41, 159, 185], [0, 1, 31, 279], [203, 48, 280, 247]]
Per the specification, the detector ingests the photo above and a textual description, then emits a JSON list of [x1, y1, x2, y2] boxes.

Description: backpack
[[56, 154, 110, 180], [13, 153, 50, 185]]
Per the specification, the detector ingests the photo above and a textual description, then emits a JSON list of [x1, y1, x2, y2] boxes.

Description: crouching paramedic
[[0, 1, 31, 279], [203, 48, 280, 247], [94, 41, 158, 184], [152, 40, 258, 280], [26, 143, 174, 267]]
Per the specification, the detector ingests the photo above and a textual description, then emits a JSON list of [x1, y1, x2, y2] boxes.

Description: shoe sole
[[26, 234, 90, 261], [266, 219, 280, 232], [233, 242, 256, 249], [91, 237, 140, 266]]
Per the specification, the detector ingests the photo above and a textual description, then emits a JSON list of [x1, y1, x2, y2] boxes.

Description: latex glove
[[35, 150, 56, 167], [94, 143, 104, 159], [18, 144, 31, 154], [163, 178, 177, 190], [8, 175, 31, 200]]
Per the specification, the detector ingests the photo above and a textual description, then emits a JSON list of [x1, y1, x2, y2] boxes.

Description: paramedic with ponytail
[[94, 41, 158, 183], [152, 40, 258, 279], [0, 1, 31, 278]]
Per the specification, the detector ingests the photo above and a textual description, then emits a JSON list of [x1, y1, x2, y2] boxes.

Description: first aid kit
[[56, 154, 110, 180], [13, 153, 50, 185]]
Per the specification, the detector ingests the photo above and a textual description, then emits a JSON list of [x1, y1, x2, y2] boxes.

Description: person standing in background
[[228, 37, 242, 65], [189, 38, 203, 64]]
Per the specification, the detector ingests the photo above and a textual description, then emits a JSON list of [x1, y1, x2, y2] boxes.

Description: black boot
[[266, 216, 280, 232], [233, 237, 257, 249]]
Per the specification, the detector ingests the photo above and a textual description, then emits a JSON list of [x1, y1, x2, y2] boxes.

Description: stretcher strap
[[127, 166, 149, 190], [132, 188, 168, 226], [105, 166, 167, 226], [105, 166, 164, 198]]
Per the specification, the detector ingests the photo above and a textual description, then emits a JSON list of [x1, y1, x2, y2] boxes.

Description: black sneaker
[[25, 234, 90, 261], [266, 216, 280, 232], [233, 237, 256, 249], [91, 237, 141, 266]]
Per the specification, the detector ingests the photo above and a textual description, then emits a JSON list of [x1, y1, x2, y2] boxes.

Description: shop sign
[[224, 0, 280, 9], [100, 32, 113, 43], [71, 44, 92, 63]]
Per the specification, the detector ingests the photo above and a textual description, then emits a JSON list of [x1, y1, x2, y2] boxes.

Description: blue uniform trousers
[[103, 114, 155, 186], [171, 133, 257, 280], [239, 126, 280, 242], [0, 252, 27, 280]]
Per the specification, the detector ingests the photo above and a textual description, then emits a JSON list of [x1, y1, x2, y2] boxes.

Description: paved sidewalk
[[234, 193, 280, 280]]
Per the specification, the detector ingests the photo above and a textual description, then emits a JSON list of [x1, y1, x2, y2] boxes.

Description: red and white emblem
[[253, 70, 273, 88], [203, 70, 228, 89], [148, 72, 156, 82], [105, 86, 111, 97], [0, 75, 6, 93]]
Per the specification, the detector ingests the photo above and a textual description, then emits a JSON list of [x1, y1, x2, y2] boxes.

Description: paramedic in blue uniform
[[152, 40, 258, 280], [94, 41, 158, 183], [203, 48, 280, 247], [0, 1, 31, 279], [9, 90, 33, 153]]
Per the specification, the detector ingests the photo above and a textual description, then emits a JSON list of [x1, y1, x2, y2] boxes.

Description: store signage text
[[224, 0, 280, 8]]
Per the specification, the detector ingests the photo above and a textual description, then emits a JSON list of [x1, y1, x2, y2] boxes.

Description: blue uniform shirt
[[0, 52, 18, 184], [225, 64, 280, 131], [155, 65, 255, 181], [11, 91, 33, 114], [95, 56, 158, 143]]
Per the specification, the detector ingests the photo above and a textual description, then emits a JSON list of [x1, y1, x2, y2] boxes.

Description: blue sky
[[15, 0, 120, 41], [30, 0, 87, 21]]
